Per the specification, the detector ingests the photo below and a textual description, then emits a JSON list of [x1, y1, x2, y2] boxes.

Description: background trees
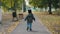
[[29, 0, 60, 14], [0, 0, 60, 13], [1, 0, 23, 11]]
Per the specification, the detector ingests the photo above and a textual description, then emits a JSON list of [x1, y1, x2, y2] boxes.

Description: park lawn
[[34, 12, 60, 34]]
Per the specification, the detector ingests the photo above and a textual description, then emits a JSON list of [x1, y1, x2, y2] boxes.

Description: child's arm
[[32, 14, 35, 21], [25, 16, 28, 21], [33, 17, 35, 21]]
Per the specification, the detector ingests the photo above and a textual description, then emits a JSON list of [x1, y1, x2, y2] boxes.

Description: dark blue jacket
[[25, 13, 35, 23]]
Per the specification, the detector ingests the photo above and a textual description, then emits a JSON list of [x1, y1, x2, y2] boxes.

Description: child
[[12, 10, 18, 21], [25, 9, 35, 31]]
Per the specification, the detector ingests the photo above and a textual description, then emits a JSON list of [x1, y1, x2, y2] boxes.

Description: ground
[[0, 11, 60, 34]]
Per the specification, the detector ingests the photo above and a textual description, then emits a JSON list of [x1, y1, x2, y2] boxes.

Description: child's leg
[[27, 23, 30, 27], [27, 23, 29, 30], [29, 23, 32, 31]]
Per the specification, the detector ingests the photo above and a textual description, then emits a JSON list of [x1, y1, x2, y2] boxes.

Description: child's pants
[[27, 23, 32, 29]]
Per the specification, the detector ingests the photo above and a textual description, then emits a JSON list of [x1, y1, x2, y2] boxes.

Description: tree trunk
[[23, 0, 26, 12], [48, 0, 52, 14]]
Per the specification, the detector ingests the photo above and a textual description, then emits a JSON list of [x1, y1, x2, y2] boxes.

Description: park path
[[10, 15, 52, 34]]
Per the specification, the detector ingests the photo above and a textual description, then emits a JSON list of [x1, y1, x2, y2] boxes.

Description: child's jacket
[[25, 13, 35, 23]]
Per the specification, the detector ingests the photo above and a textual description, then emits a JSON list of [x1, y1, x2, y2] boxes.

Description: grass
[[2, 12, 20, 34], [34, 11, 60, 34]]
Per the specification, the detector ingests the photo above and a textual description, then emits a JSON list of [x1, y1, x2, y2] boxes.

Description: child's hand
[[25, 19, 26, 21], [34, 20, 35, 21]]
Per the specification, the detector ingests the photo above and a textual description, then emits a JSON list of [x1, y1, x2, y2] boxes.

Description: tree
[[23, 0, 26, 12], [52, 0, 60, 9], [48, 0, 52, 14]]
